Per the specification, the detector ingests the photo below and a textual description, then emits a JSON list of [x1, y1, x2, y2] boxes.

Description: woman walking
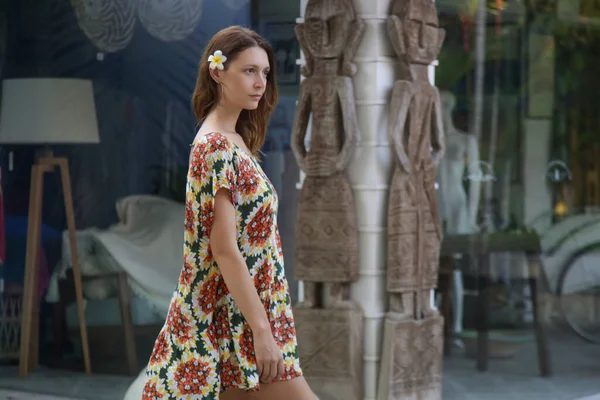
[[142, 26, 315, 400]]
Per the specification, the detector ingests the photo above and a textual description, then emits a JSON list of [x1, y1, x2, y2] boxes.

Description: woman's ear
[[209, 68, 222, 84]]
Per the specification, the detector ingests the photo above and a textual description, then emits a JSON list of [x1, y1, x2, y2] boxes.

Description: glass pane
[[438, 1, 600, 394]]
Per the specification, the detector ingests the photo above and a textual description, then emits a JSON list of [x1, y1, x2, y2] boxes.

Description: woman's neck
[[205, 103, 241, 134]]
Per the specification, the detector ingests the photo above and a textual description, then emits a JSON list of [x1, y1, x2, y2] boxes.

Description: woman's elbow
[[209, 228, 239, 264]]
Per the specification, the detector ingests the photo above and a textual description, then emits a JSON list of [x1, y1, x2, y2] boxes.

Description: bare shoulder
[[194, 126, 253, 157], [194, 128, 215, 143]]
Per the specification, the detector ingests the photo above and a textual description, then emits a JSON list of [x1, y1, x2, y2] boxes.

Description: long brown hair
[[192, 26, 278, 157]]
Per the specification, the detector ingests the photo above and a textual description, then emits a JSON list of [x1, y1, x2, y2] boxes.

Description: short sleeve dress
[[142, 132, 302, 399]]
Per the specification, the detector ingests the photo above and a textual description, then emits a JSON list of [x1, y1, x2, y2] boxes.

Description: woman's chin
[[244, 102, 260, 111]]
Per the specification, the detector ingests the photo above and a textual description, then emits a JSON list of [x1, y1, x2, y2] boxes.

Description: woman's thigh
[[249, 376, 316, 400], [221, 387, 250, 400]]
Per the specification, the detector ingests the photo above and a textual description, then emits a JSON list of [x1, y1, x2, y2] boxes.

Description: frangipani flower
[[209, 50, 227, 70]]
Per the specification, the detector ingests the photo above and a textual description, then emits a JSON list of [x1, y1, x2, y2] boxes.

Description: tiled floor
[[443, 330, 600, 400], [0, 368, 132, 400], [1, 331, 599, 399], [0, 390, 81, 400]]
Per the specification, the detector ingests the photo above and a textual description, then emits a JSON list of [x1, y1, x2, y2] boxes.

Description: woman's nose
[[255, 75, 266, 88]]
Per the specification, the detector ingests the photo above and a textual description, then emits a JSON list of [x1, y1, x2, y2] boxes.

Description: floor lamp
[[0, 78, 97, 378]]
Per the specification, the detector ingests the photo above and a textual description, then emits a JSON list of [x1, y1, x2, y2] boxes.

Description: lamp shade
[[0, 78, 100, 144]]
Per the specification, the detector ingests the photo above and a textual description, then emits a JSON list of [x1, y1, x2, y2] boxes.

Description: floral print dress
[[142, 132, 302, 399]]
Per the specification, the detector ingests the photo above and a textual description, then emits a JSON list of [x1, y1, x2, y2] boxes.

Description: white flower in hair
[[208, 50, 227, 70]]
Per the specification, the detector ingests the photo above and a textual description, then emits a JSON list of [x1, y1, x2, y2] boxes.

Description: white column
[[348, 1, 395, 399]]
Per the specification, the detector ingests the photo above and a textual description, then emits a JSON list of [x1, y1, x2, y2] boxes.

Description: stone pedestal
[[295, 305, 364, 400], [378, 315, 444, 400]]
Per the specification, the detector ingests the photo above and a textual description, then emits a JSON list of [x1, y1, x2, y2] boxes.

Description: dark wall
[[0, 0, 250, 230]]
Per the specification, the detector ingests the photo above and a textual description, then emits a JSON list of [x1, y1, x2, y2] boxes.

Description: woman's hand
[[253, 328, 284, 383]]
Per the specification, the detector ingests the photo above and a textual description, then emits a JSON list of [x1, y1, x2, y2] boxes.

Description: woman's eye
[[246, 68, 254, 74]]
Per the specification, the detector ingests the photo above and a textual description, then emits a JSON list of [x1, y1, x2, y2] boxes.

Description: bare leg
[[248, 376, 316, 400], [221, 388, 250, 400]]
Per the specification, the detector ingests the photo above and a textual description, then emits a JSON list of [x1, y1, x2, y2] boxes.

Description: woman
[[142, 26, 315, 400]]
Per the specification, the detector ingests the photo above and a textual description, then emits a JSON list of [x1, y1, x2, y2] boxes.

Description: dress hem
[[221, 370, 304, 394]]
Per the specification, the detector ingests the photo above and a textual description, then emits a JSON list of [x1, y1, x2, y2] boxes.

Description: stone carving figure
[[291, 2, 366, 399], [378, 1, 446, 399], [386, 0, 445, 318], [292, 0, 364, 306]]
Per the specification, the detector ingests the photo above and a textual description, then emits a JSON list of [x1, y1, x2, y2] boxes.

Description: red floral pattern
[[272, 277, 285, 294], [237, 158, 261, 198], [253, 258, 272, 294], [179, 257, 194, 288], [149, 332, 171, 366], [199, 202, 214, 234], [194, 272, 228, 317], [220, 359, 242, 387], [238, 326, 256, 364], [189, 150, 208, 180], [214, 306, 231, 342], [246, 204, 274, 247], [142, 381, 164, 400], [271, 313, 296, 347], [166, 302, 196, 347], [173, 357, 213, 394], [184, 199, 195, 235]]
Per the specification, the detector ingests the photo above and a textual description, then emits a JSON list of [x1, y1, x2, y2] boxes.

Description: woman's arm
[[210, 188, 270, 334], [209, 188, 283, 382]]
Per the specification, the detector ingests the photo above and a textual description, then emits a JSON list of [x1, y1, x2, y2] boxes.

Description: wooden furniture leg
[[116, 272, 138, 376], [81, 272, 138, 376], [476, 253, 490, 372], [57, 157, 91, 375], [526, 251, 552, 377], [19, 165, 45, 377], [19, 155, 91, 378]]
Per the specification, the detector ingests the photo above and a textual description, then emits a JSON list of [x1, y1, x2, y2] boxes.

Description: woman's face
[[218, 46, 270, 111]]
